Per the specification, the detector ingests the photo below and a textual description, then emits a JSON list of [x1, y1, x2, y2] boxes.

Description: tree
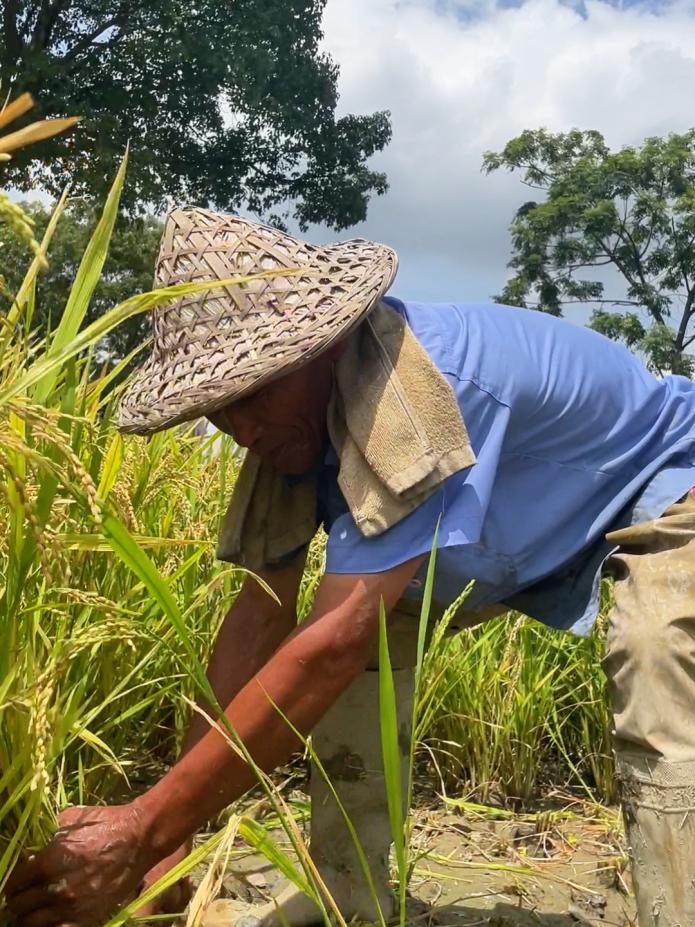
[[0, 1, 391, 230], [484, 128, 695, 375], [1, 200, 162, 360]]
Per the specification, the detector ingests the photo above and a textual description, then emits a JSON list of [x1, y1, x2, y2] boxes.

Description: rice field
[[0, 157, 617, 921]]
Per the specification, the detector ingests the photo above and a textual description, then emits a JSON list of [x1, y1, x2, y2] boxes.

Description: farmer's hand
[[135, 843, 193, 922], [5, 803, 155, 927]]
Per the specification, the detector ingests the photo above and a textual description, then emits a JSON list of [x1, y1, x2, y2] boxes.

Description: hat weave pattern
[[117, 208, 398, 435]]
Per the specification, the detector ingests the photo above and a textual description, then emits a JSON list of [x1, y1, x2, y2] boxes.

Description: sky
[[297, 0, 695, 322]]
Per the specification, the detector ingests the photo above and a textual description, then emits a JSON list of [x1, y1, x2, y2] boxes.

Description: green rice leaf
[[378, 601, 406, 880], [239, 817, 311, 895], [97, 433, 124, 500], [32, 154, 128, 404], [104, 828, 231, 927], [0, 271, 300, 411], [100, 512, 211, 699], [0, 188, 69, 350]]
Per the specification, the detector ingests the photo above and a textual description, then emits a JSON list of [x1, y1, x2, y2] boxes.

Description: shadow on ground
[[431, 900, 616, 925]]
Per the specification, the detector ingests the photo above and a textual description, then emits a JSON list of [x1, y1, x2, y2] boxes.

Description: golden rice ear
[[0, 92, 79, 278], [0, 91, 79, 157], [0, 116, 81, 156], [0, 92, 34, 130], [117, 209, 397, 436]]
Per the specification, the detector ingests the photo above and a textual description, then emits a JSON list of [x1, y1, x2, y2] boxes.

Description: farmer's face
[[208, 353, 336, 475]]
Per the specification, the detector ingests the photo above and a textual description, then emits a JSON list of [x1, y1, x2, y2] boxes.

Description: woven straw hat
[[117, 207, 398, 435]]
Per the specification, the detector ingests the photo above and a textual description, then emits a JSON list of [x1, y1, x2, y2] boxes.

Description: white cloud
[[307, 0, 695, 312]]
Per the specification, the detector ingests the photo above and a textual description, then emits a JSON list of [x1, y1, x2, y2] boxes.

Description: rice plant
[[0, 145, 384, 926], [0, 150, 311, 918], [418, 610, 614, 804], [0, 170, 239, 884]]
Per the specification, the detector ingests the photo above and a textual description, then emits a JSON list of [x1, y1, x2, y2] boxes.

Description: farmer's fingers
[[7, 811, 92, 897], [7, 878, 82, 920], [6, 885, 60, 917], [133, 900, 158, 918], [15, 906, 73, 927], [6, 854, 48, 896], [134, 880, 191, 926], [6, 843, 82, 900]]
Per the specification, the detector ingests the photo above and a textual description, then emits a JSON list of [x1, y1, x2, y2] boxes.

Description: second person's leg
[[604, 495, 695, 926]]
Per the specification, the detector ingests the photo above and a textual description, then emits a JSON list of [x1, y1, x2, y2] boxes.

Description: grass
[[0, 153, 618, 925]]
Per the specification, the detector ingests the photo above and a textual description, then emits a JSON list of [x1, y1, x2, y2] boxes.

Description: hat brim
[[117, 241, 397, 436]]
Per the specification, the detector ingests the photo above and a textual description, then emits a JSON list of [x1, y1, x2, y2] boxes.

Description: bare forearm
[[136, 613, 371, 861], [135, 559, 423, 867], [179, 599, 296, 757]]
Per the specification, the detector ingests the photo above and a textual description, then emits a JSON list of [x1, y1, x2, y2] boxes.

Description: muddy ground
[[198, 800, 636, 927]]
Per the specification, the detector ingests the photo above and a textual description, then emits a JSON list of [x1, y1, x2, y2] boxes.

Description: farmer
[[8, 208, 695, 927]]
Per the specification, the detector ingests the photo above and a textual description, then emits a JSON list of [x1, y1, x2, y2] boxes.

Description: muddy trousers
[[306, 615, 419, 922], [250, 614, 418, 927], [604, 494, 695, 927]]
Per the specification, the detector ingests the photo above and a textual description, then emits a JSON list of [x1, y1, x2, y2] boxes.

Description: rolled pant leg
[[603, 495, 695, 926], [308, 609, 420, 921]]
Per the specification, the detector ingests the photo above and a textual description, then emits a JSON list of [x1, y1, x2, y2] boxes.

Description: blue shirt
[[320, 297, 695, 635]]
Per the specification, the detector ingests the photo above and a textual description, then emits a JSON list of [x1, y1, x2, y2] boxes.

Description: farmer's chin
[[269, 441, 321, 476]]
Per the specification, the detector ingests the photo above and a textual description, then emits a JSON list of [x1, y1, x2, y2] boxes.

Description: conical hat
[[117, 207, 398, 435]]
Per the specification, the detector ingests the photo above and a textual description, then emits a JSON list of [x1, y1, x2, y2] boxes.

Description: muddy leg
[[616, 754, 695, 926], [245, 612, 418, 927], [307, 665, 414, 922], [604, 498, 695, 926]]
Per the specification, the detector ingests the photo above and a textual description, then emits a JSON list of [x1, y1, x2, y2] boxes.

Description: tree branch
[[674, 289, 695, 355], [517, 160, 552, 186], [29, 0, 72, 51], [637, 176, 665, 262], [621, 225, 658, 302], [565, 259, 615, 272], [61, 0, 134, 63], [530, 298, 642, 308], [592, 230, 665, 325], [671, 216, 692, 298], [62, 18, 121, 62], [520, 179, 548, 191], [3, 0, 25, 71], [637, 221, 656, 263]]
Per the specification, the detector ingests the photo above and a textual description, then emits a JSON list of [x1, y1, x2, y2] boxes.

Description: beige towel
[[217, 302, 476, 570]]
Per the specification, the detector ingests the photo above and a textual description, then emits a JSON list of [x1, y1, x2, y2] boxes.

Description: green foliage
[[0, 200, 162, 361], [0, 191, 242, 886], [419, 610, 614, 804], [484, 128, 695, 375], [0, 165, 342, 923], [1, 0, 391, 229]]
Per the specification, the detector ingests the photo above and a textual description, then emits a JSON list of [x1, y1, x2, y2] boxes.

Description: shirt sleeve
[[324, 377, 511, 575]]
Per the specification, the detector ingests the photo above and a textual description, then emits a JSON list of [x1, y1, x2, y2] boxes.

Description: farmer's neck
[[208, 342, 345, 475]]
